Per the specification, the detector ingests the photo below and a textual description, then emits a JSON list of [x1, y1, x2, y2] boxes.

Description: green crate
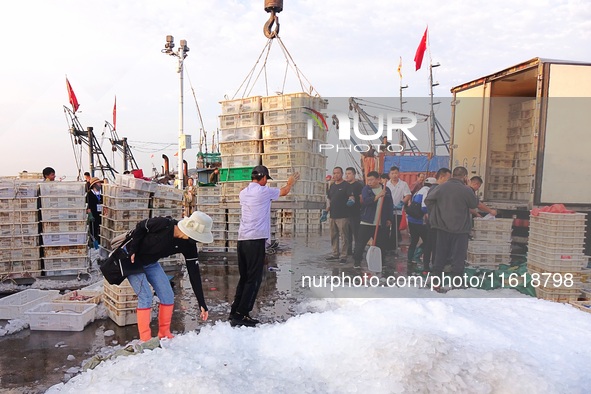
[[219, 167, 254, 182]]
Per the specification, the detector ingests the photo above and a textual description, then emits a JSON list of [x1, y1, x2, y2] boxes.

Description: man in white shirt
[[385, 166, 411, 252], [230, 165, 300, 327]]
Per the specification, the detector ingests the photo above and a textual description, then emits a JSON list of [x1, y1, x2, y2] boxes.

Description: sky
[[46, 291, 591, 393], [1, 0, 590, 178]]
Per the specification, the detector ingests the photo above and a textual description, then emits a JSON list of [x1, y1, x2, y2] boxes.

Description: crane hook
[[264, 11, 280, 39]]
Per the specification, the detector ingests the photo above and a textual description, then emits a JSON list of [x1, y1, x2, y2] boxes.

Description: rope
[[245, 40, 274, 97], [232, 38, 273, 99]]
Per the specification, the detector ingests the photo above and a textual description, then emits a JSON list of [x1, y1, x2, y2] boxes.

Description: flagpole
[[398, 56, 408, 149]]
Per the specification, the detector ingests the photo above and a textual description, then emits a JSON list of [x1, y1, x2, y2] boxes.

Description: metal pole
[[88, 127, 95, 177], [123, 137, 129, 172], [178, 51, 185, 190], [429, 64, 436, 156]]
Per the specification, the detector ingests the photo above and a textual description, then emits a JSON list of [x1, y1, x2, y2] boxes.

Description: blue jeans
[[127, 262, 174, 308]]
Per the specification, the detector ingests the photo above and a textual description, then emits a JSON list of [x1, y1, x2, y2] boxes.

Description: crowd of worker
[[323, 165, 497, 283]]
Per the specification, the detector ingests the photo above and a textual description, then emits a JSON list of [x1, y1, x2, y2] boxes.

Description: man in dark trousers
[[353, 171, 394, 269], [325, 167, 353, 264], [422, 167, 451, 273], [230, 165, 300, 327], [425, 166, 478, 286], [345, 167, 364, 256]]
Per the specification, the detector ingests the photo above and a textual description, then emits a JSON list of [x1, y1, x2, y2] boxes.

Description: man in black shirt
[[326, 167, 353, 264], [345, 167, 364, 256]]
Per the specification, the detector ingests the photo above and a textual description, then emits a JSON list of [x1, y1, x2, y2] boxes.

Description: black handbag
[[99, 232, 134, 285]]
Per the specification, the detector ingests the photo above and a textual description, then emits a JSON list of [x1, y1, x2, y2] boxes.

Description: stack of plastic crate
[[102, 278, 138, 326], [151, 185, 183, 268], [467, 218, 513, 269], [528, 212, 587, 303], [219, 96, 263, 204], [39, 182, 88, 276], [100, 179, 153, 250], [261, 93, 327, 207], [486, 151, 516, 200], [502, 99, 536, 201], [0, 177, 41, 278], [198, 199, 226, 253], [152, 184, 183, 219]]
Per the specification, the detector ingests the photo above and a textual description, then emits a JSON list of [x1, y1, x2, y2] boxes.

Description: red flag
[[66, 78, 80, 113], [414, 27, 428, 71], [113, 96, 117, 130], [174, 152, 179, 156], [397, 56, 403, 79]]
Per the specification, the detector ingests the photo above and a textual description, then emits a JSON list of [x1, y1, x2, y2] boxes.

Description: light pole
[[162, 35, 189, 189]]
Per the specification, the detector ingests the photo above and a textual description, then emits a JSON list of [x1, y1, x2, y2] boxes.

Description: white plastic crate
[[220, 96, 262, 115], [0, 259, 42, 274], [114, 174, 157, 192], [0, 235, 38, 248], [25, 302, 96, 331], [472, 218, 514, 232], [38, 182, 85, 196], [467, 252, 510, 266], [40, 208, 86, 221], [219, 126, 261, 142], [103, 207, 150, 221], [263, 137, 321, 154], [527, 248, 586, 269], [262, 122, 326, 141], [102, 184, 152, 199], [0, 222, 38, 236], [221, 182, 249, 198], [151, 208, 183, 219], [41, 232, 87, 246], [467, 241, 511, 254], [533, 212, 587, 225], [529, 232, 585, 248], [42, 245, 87, 258], [262, 151, 325, 168], [0, 198, 37, 210], [99, 226, 128, 245], [263, 108, 310, 125], [0, 210, 38, 223], [219, 112, 262, 128], [42, 222, 86, 235], [261, 93, 326, 111], [195, 186, 222, 196], [221, 153, 261, 167], [528, 239, 585, 255], [219, 140, 262, 156], [471, 229, 512, 242], [39, 196, 86, 209], [0, 247, 40, 262], [151, 198, 183, 209], [102, 216, 138, 232], [103, 296, 137, 326], [43, 256, 89, 271], [103, 288, 138, 309], [103, 279, 137, 302], [54, 290, 102, 304], [153, 185, 184, 201], [102, 195, 150, 209], [266, 166, 325, 182], [528, 224, 585, 239], [0, 289, 59, 320], [0, 179, 38, 199]]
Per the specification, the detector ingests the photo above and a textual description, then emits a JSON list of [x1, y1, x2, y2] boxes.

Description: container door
[[539, 64, 591, 205], [451, 84, 490, 176]]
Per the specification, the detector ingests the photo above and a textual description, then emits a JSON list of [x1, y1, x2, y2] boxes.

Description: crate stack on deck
[[488, 99, 536, 201], [100, 175, 153, 250], [151, 184, 185, 267], [39, 182, 89, 276], [467, 218, 513, 269], [0, 177, 42, 278], [218, 93, 327, 237], [103, 278, 138, 326], [528, 212, 587, 303], [193, 186, 227, 252]]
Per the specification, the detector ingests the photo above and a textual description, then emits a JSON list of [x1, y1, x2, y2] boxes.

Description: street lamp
[[162, 35, 190, 189]]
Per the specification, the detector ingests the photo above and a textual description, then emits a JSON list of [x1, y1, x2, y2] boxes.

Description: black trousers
[[353, 224, 389, 265], [407, 222, 428, 263], [422, 226, 438, 271], [432, 230, 469, 278], [232, 239, 266, 315], [347, 214, 361, 255]]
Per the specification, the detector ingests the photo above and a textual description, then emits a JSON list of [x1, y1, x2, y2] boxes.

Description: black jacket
[[124, 217, 208, 311]]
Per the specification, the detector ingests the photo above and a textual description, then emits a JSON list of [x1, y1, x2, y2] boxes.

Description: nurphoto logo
[[305, 108, 419, 153]]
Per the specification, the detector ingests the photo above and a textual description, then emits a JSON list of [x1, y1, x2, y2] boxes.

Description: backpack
[[98, 231, 134, 285], [405, 194, 424, 219]]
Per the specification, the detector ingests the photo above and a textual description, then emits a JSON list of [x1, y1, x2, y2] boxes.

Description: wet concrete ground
[[0, 234, 413, 393]]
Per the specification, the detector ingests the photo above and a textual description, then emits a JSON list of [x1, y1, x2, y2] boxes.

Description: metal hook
[[264, 11, 280, 39]]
